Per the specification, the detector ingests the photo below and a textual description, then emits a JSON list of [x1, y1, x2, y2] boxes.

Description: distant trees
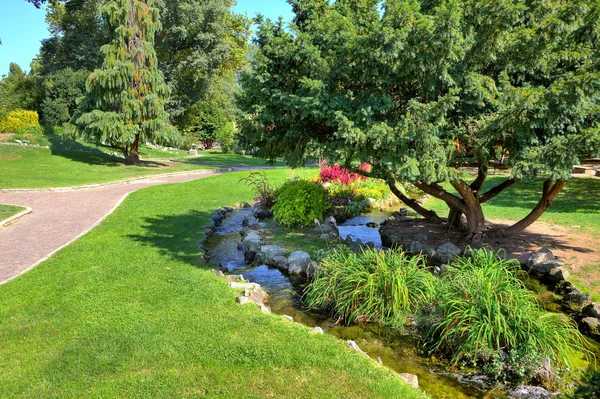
[[239, 0, 600, 240], [72, 0, 177, 164]]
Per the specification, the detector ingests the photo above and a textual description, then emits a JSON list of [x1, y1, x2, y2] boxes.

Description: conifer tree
[[73, 0, 178, 164]]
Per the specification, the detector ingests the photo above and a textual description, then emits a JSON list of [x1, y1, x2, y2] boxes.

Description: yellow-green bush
[[0, 109, 40, 133]]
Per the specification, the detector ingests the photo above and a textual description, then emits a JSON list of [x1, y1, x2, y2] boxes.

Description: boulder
[[229, 282, 260, 290], [409, 240, 422, 254], [583, 302, 600, 319], [210, 269, 225, 277], [261, 245, 287, 260], [436, 242, 461, 263], [548, 267, 570, 282], [254, 208, 272, 220], [287, 251, 312, 275], [563, 288, 592, 309], [268, 256, 289, 271], [581, 317, 600, 336], [415, 233, 428, 241], [237, 296, 252, 305], [240, 230, 262, 252], [225, 274, 245, 282], [399, 373, 419, 389], [311, 327, 324, 334], [245, 287, 269, 305], [508, 386, 555, 399], [527, 247, 554, 269], [284, 315, 294, 322]]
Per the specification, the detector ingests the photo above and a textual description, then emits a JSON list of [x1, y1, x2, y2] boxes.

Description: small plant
[[239, 171, 277, 209], [317, 162, 369, 185], [421, 248, 588, 384], [272, 179, 330, 227], [304, 248, 436, 329], [569, 369, 600, 398]]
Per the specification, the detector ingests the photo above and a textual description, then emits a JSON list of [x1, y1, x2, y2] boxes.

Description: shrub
[[318, 162, 369, 185], [272, 179, 329, 227], [421, 248, 587, 384], [239, 172, 277, 210], [304, 248, 436, 329], [0, 109, 40, 133]]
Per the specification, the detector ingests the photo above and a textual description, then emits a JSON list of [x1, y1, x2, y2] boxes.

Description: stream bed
[[205, 208, 575, 399]]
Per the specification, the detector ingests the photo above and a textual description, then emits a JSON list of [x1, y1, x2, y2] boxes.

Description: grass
[[424, 175, 600, 236], [422, 249, 588, 385], [0, 169, 425, 399], [0, 145, 281, 189], [304, 248, 437, 329], [0, 204, 26, 221]]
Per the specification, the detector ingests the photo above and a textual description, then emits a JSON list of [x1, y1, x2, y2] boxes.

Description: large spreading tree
[[72, 0, 178, 164], [239, 0, 600, 241]]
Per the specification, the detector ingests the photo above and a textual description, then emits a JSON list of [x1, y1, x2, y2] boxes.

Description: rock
[[305, 261, 318, 279], [225, 274, 245, 282], [241, 230, 262, 252], [260, 305, 271, 313], [409, 240, 422, 254], [346, 340, 369, 357], [315, 221, 339, 236], [210, 269, 225, 277], [563, 288, 592, 309], [268, 256, 289, 271], [284, 315, 294, 322], [548, 267, 570, 282], [254, 208, 272, 220], [436, 242, 461, 263], [228, 281, 260, 290], [507, 385, 555, 399], [366, 222, 379, 228], [261, 245, 287, 260], [414, 233, 428, 241], [244, 250, 259, 265], [527, 247, 554, 269], [583, 302, 600, 319], [15, 140, 23, 145], [392, 208, 409, 218], [237, 296, 252, 305], [399, 373, 419, 389], [223, 206, 234, 212], [311, 327, 324, 334], [245, 287, 269, 305], [287, 251, 312, 275], [376, 357, 383, 364], [581, 317, 600, 335]]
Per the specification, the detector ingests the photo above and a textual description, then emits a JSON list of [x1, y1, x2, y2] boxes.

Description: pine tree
[[73, 0, 178, 164]]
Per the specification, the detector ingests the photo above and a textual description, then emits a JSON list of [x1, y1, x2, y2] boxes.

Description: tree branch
[[387, 181, 442, 222], [414, 181, 466, 212], [478, 178, 519, 203]]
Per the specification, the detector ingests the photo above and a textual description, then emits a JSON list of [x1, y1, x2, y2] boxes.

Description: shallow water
[[204, 209, 502, 399]]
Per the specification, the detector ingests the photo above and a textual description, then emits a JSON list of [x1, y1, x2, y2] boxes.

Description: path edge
[[0, 206, 32, 228]]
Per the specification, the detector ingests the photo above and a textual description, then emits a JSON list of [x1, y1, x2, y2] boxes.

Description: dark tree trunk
[[496, 179, 567, 235], [124, 134, 141, 165], [447, 207, 463, 229]]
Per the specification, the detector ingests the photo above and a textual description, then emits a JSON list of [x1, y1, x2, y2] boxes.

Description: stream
[[205, 208, 581, 399]]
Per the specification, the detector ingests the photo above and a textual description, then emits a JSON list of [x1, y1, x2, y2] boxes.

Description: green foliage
[[272, 179, 329, 227], [0, 109, 40, 133], [422, 248, 588, 384], [0, 63, 40, 113], [217, 121, 236, 154], [304, 248, 437, 329], [569, 369, 600, 399], [182, 100, 225, 149], [40, 68, 88, 126], [239, 0, 600, 235], [72, 0, 179, 164]]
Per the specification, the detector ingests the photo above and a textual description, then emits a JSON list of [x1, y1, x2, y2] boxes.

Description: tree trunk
[[450, 179, 486, 242], [124, 135, 141, 165], [447, 207, 463, 229], [498, 179, 566, 235]]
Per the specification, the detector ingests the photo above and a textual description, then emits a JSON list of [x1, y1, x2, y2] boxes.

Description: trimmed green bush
[[0, 109, 40, 133], [272, 179, 330, 227], [422, 248, 587, 384], [304, 248, 436, 329]]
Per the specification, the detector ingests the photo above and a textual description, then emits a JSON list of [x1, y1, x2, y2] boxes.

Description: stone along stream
[[204, 208, 568, 399]]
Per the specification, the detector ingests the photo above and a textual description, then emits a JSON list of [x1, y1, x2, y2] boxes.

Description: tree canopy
[[239, 0, 600, 240]]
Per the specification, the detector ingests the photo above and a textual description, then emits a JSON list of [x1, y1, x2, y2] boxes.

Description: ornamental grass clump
[[303, 248, 436, 329], [422, 248, 588, 384]]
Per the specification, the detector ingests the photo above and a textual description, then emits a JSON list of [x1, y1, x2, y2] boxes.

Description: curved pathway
[[0, 168, 258, 285]]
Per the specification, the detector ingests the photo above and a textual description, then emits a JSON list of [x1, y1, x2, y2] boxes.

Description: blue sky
[[0, 0, 292, 77]]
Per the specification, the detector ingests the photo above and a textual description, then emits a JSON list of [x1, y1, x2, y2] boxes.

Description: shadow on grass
[[127, 210, 212, 268], [479, 176, 600, 215], [45, 132, 167, 168], [185, 150, 283, 166]]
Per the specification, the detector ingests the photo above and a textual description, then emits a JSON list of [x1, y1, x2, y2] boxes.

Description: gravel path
[[0, 168, 256, 284]]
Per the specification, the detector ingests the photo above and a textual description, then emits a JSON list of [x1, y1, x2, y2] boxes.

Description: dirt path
[[0, 168, 257, 284]]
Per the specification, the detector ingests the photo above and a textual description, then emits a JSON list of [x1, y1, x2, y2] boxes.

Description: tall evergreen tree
[[72, 0, 178, 164]]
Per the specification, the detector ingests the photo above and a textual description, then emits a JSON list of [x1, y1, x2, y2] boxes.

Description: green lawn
[[0, 204, 26, 221], [0, 145, 281, 189], [424, 175, 600, 236], [0, 169, 424, 399]]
